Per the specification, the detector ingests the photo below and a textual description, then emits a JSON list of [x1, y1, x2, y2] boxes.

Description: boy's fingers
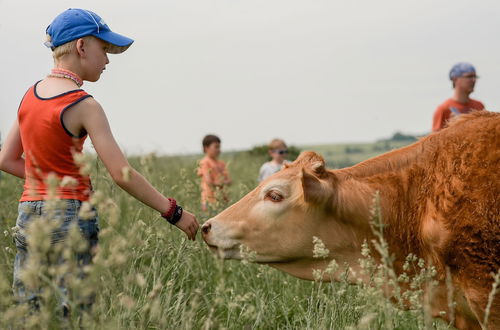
[[186, 225, 195, 240], [176, 212, 198, 240]]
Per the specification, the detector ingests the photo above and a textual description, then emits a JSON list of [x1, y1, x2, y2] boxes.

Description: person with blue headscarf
[[432, 62, 485, 131]]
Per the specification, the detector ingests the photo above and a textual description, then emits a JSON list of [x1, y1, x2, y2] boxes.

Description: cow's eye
[[266, 190, 284, 202]]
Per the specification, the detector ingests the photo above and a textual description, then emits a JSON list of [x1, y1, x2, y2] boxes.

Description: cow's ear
[[301, 168, 332, 205], [310, 161, 326, 177]]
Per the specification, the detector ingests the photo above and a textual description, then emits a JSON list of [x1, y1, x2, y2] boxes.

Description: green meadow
[[0, 139, 459, 329]]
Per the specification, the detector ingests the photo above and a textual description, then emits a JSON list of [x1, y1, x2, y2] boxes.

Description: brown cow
[[202, 111, 500, 329]]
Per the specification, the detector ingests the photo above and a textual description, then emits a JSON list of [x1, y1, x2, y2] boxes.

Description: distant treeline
[[378, 131, 419, 143], [246, 144, 301, 161]]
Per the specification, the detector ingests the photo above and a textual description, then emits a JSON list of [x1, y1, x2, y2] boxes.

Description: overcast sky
[[1, 0, 499, 155]]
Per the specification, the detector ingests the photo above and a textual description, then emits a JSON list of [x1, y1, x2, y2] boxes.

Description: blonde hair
[[46, 35, 96, 60], [46, 35, 75, 60], [268, 138, 287, 150]]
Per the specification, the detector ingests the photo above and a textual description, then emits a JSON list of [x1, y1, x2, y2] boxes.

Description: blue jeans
[[13, 200, 99, 307]]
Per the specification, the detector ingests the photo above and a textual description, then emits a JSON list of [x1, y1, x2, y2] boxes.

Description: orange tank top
[[18, 81, 93, 201]]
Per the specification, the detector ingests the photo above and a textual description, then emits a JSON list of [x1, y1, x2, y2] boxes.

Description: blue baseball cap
[[45, 8, 134, 54], [449, 62, 476, 80]]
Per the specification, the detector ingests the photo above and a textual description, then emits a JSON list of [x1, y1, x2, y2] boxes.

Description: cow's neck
[[338, 138, 430, 179], [334, 140, 434, 272]]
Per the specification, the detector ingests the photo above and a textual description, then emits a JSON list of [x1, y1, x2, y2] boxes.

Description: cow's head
[[202, 151, 373, 281]]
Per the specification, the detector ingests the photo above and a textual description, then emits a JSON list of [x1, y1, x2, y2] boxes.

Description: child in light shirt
[[258, 138, 289, 182]]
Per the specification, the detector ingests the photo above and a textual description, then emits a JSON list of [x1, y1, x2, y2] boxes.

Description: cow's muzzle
[[201, 219, 242, 259]]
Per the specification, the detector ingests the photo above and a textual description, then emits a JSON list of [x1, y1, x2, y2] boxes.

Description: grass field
[[0, 140, 459, 329]]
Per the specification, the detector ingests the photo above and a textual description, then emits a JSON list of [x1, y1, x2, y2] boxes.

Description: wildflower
[[325, 259, 339, 275], [349, 267, 357, 278], [89, 190, 105, 205], [361, 240, 370, 257], [136, 273, 146, 288], [429, 266, 437, 277], [149, 298, 161, 319], [483, 268, 500, 326], [312, 269, 323, 281], [45, 172, 60, 200], [239, 244, 257, 263], [148, 283, 163, 299], [140, 152, 156, 166], [121, 166, 131, 182], [118, 294, 135, 310], [357, 312, 377, 328], [398, 273, 410, 283], [78, 201, 96, 220], [73, 152, 93, 175], [46, 172, 60, 189], [228, 302, 239, 309], [60, 175, 78, 188], [114, 253, 127, 266], [312, 236, 329, 259], [242, 305, 256, 319]]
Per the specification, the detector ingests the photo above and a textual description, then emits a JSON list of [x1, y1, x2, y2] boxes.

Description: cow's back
[[432, 112, 499, 287]]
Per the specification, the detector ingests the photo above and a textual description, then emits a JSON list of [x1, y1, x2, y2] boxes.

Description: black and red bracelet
[[161, 198, 183, 225], [162, 198, 177, 219]]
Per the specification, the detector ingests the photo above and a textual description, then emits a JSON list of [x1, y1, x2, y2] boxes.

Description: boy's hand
[[175, 210, 199, 240]]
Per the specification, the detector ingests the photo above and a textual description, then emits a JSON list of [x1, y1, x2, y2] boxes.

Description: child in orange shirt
[[197, 135, 231, 211]]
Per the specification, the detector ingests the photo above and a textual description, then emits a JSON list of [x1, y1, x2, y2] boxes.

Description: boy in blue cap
[[432, 62, 485, 131], [0, 8, 199, 310]]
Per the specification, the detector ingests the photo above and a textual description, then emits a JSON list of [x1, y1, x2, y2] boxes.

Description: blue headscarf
[[449, 62, 476, 80]]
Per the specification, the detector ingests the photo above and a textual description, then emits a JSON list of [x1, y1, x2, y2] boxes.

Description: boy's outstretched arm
[[0, 120, 25, 179], [78, 99, 199, 240]]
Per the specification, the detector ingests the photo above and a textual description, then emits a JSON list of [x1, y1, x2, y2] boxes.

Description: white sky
[[1, 0, 499, 155]]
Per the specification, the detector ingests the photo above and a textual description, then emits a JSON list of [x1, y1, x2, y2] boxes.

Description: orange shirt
[[432, 98, 484, 132], [197, 156, 230, 205], [18, 82, 93, 201]]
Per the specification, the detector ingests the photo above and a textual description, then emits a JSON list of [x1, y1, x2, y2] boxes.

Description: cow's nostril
[[201, 223, 211, 235]]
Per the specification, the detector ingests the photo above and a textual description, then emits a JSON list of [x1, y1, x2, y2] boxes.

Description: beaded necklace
[[47, 68, 83, 87]]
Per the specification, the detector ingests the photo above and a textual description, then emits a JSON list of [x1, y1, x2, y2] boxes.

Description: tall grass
[[0, 151, 496, 329]]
